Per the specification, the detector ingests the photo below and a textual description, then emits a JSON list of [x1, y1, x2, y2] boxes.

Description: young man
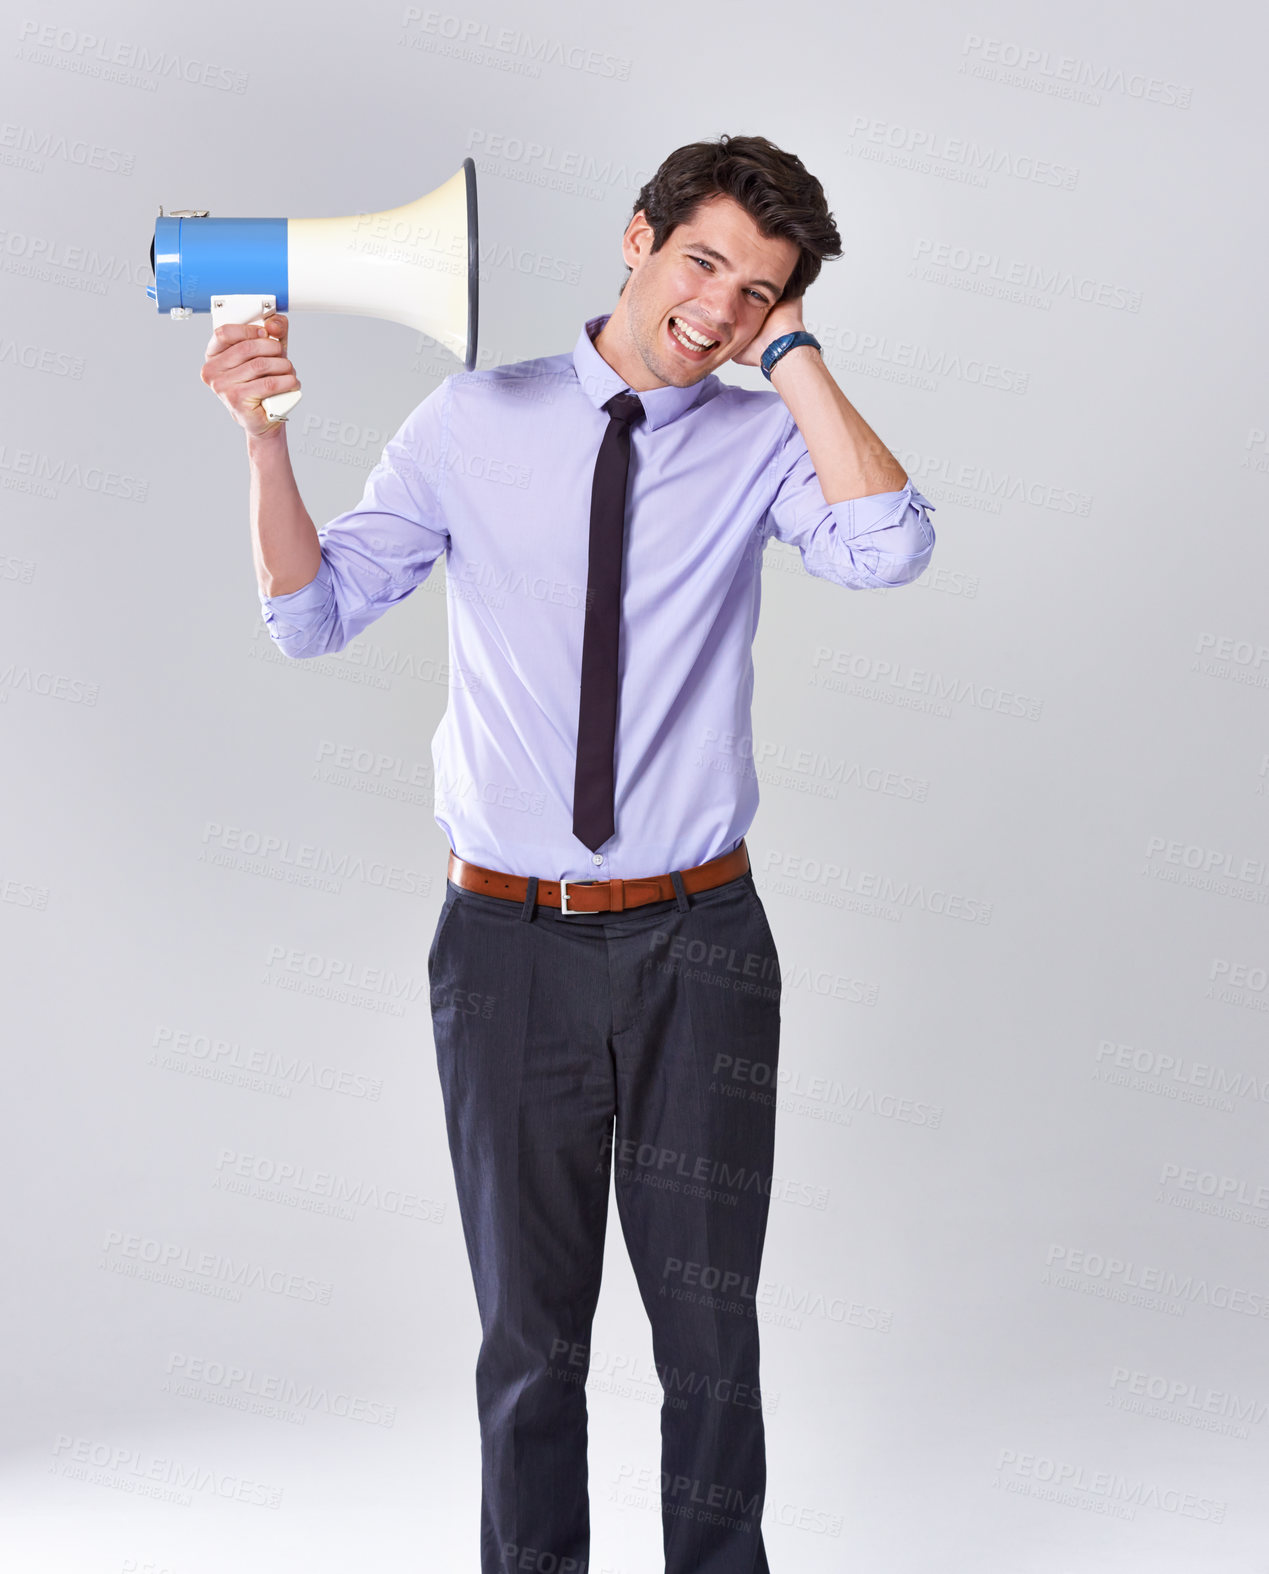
[[203, 133, 935, 1574]]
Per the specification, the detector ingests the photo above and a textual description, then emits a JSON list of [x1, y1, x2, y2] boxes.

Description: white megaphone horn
[[147, 158, 478, 422]]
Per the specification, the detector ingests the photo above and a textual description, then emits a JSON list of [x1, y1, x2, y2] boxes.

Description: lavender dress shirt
[[258, 312, 937, 881]]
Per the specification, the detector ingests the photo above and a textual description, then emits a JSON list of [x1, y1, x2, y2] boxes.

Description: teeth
[[671, 317, 717, 351]]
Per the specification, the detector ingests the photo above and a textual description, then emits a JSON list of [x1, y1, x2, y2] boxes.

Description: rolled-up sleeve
[[259, 376, 452, 658], [760, 414, 936, 589]]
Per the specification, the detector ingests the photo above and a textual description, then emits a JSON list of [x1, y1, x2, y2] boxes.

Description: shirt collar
[[572, 312, 715, 432]]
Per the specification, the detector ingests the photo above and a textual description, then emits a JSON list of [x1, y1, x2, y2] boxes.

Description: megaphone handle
[[209, 293, 304, 423]]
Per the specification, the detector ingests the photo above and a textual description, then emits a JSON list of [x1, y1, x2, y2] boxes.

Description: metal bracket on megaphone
[[147, 158, 479, 415]]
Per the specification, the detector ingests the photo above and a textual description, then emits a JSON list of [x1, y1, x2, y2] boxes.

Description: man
[[202, 133, 935, 1574]]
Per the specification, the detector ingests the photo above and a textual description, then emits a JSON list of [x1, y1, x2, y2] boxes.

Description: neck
[[591, 302, 668, 393]]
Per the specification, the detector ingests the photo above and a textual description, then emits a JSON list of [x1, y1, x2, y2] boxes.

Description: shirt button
[[592, 854, 604, 865]]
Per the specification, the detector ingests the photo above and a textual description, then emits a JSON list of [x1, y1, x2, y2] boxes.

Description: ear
[[620, 208, 655, 271]]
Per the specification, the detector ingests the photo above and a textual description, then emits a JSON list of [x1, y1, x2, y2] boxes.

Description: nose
[[701, 281, 755, 334], [694, 291, 734, 337]]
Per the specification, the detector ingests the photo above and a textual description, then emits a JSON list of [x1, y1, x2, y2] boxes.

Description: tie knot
[[603, 390, 645, 426]]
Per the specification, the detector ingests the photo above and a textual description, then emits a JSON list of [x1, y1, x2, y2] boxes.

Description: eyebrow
[[681, 241, 784, 298]]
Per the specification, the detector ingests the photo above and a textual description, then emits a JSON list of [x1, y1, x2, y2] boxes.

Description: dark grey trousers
[[427, 864, 782, 1574]]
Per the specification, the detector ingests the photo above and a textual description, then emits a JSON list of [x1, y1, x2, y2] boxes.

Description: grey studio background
[[2, 0, 1267, 1569]]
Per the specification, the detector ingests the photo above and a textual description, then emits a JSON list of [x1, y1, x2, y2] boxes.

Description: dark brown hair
[[620, 133, 842, 302]]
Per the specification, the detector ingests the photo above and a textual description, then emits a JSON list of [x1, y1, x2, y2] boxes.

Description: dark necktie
[[572, 389, 645, 852]]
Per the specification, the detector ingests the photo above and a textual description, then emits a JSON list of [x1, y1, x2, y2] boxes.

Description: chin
[[654, 342, 710, 386], [661, 361, 699, 387]]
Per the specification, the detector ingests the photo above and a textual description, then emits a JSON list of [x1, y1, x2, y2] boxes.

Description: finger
[[224, 354, 295, 386], [205, 321, 273, 356], [204, 325, 273, 365], [209, 338, 289, 377], [244, 371, 301, 403]]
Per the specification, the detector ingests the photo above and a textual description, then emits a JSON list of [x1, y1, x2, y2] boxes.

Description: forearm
[[769, 346, 908, 503], [247, 426, 322, 597]]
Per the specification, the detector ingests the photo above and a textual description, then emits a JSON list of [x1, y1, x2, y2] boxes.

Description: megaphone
[[147, 158, 478, 422]]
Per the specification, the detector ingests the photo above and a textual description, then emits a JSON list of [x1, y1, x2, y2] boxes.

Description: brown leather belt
[[446, 840, 750, 915]]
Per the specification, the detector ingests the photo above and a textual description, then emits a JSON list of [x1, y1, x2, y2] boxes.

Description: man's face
[[618, 194, 800, 386]]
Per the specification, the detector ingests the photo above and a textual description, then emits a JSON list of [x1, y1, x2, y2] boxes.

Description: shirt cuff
[[258, 554, 335, 639], [831, 478, 937, 537]]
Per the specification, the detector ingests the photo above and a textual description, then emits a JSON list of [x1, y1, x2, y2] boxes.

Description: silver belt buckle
[[558, 877, 593, 915]]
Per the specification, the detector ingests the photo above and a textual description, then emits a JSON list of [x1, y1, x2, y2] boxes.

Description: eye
[[689, 256, 769, 306]]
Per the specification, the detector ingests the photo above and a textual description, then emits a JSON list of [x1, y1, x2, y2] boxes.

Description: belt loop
[[669, 869, 690, 912], [519, 874, 539, 922]]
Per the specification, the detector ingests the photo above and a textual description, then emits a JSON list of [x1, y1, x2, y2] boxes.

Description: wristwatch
[[761, 330, 821, 381]]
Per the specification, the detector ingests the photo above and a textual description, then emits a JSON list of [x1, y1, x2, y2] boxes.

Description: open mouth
[[667, 315, 720, 357]]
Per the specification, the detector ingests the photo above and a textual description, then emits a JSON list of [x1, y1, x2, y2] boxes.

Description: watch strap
[[761, 330, 821, 381]]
